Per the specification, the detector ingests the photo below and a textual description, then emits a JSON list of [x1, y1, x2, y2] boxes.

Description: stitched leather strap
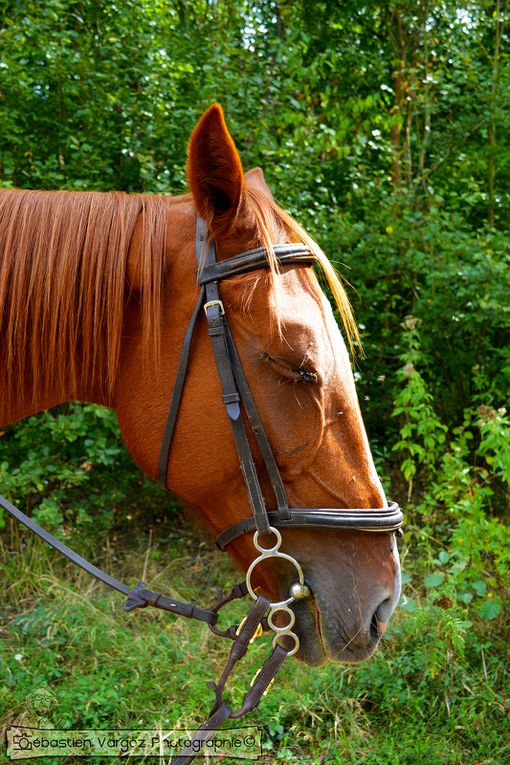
[[0, 493, 132, 596], [170, 646, 288, 762], [231, 644, 288, 718], [169, 701, 233, 765], [170, 600, 287, 765], [123, 581, 218, 624], [208, 595, 270, 714], [224, 321, 290, 517], [157, 284, 205, 484], [198, 243, 314, 283], [216, 501, 404, 550], [203, 293, 271, 536]]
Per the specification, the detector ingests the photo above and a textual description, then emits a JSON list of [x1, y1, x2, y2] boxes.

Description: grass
[[1, 515, 508, 765]]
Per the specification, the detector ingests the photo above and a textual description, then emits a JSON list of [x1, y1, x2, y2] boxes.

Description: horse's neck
[[0, 387, 110, 427], [0, 187, 149, 427]]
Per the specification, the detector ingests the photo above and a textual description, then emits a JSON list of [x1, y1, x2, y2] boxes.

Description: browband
[[198, 243, 316, 284]]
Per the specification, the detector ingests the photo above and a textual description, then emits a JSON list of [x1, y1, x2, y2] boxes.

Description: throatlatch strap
[[157, 217, 215, 485], [157, 284, 205, 485]]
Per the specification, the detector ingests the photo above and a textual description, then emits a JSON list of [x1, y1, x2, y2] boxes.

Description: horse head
[[115, 105, 401, 666]]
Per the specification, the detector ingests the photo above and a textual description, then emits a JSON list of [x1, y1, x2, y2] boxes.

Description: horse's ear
[[245, 167, 273, 198], [187, 104, 245, 234]]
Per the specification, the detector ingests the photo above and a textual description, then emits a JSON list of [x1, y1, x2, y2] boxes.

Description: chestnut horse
[[0, 104, 400, 666]]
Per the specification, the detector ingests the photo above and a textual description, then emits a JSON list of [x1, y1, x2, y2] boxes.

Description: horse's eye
[[260, 352, 318, 384], [297, 367, 318, 384]]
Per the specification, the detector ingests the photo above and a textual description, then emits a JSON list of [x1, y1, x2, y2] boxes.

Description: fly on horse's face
[[116, 105, 401, 666]]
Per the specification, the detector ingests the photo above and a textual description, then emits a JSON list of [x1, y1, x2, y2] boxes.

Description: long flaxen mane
[[0, 188, 170, 412], [0, 186, 358, 415], [245, 186, 360, 353]]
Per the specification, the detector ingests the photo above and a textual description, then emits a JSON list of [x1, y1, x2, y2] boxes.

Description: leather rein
[[0, 217, 403, 763]]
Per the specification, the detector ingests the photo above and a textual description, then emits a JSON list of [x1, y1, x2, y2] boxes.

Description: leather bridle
[[1, 217, 403, 764]]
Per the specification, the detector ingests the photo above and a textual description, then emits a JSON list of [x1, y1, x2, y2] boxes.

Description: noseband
[[1, 217, 402, 764]]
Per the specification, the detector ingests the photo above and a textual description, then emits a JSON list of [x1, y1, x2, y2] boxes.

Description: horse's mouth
[[283, 593, 383, 667], [255, 539, 400, 666]]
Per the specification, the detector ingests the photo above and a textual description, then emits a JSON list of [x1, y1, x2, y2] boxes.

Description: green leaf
[[472, 580, 487, 597], [477, 600, 501, 620], [424, 572, 445, 588], [400, 596, 418, 613]]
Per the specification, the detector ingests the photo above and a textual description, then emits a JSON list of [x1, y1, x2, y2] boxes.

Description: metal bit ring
[[272, 631, 300, 657], [246, 527, 305, 609], [267, 605, 296, 632], [253, 526, 282, 553]]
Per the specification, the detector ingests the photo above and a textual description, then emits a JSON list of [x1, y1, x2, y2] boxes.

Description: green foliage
[[391, 317, 508, 646], [392, 316, 448, 487], [478, 407, 510, 485], [0, 404, 170, 547]]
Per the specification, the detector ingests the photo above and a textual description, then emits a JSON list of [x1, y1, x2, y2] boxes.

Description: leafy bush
[[0, 404, 170, 547], [1, 2, 509, 763]]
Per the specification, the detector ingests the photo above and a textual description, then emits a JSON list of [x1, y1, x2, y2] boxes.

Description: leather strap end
[[226, 402, 241, 420]]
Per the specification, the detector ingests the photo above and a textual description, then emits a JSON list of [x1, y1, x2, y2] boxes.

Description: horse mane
[[0, 188, 170, 412], [245, 187, 360, 354], [0, 184, 358, 415]]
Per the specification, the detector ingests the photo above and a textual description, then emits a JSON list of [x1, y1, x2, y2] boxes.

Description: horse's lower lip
[[281, 597, 327, 666], [290, 594, 381, 665]]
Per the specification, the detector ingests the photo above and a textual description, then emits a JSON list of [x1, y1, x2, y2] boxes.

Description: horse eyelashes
[[260, 351, 318, 384], [297, 367, 318, 384]]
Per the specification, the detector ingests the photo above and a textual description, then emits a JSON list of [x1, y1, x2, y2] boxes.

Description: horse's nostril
[[375, 596, 393, 625], [370, 613, 381, 642], [370, 596, 393, 641]]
